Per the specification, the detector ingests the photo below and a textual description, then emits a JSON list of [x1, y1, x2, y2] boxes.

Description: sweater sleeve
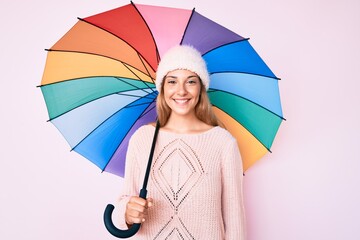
[[221, 138, 246, 239], [114, 134, 141, 229]]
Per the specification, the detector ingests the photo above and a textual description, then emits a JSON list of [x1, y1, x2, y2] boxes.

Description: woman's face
[[163, 69, 201, 118]]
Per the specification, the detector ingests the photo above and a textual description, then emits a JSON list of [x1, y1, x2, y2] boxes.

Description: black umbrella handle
[[103, 122, 160, 238], [103, 189, 147, 238]]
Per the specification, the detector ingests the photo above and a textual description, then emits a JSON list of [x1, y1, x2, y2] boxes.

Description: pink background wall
[[1, 0, 359, 239]]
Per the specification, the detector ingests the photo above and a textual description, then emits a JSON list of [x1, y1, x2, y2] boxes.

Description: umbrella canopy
[[40, 2, 284, 177]]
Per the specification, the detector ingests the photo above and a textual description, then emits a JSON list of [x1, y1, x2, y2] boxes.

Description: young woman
[[116, 45, 246, 239]]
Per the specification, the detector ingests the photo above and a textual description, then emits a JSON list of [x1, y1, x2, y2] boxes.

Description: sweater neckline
[[146, 124, 220, 137]]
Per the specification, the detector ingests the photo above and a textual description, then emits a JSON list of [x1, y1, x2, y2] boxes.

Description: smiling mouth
[[173, 99, 190, 104]]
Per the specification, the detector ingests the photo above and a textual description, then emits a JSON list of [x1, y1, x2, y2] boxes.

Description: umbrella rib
[[78, 18, 157, 73], [44, 49, 153, 82], [210, 71, 281, 81], [114, 77, 156, 95], [46, 48, 128, 64], [71, 92, 156, 153], [137, 51, 156, 85], [123, 101, 156, 109], [208, 89, 286, 120], [39, 75, 151, 88], [101, 96, 158, 172], [47, 89, 148, 121], [203, 39, 281, 80], [179, 10, 250, 56], [131, 2, 161, 64], [116, 92, 155, 99], [180, 8, 196, 45], [140, 103, 156, 118], [119, 64, 156, 94], [213, 104, 275, 153], [201, 38, 250, 56]]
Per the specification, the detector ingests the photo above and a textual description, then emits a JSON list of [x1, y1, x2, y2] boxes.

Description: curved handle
[[103, 204, 141, 238], [103, 189, 147, 238], [103, 122, 158, 238]]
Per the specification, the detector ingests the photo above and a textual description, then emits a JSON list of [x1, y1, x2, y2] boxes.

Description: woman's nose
[[177, 83, 187, 95]]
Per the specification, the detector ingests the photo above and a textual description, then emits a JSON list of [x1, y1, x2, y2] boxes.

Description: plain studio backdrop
[[1, 0, 359, 239]]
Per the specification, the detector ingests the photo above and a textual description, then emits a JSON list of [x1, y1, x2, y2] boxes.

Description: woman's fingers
[[125, 197, 153, 225], [146, 198, 154, 208]]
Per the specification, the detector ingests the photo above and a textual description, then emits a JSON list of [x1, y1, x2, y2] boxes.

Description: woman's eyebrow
[[165, 74, 198, 79], [187, 75, 199, 79], [165, 75, 177, 79]]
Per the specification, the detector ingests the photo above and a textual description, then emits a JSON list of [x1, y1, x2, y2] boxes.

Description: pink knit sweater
[[116, 125, 246, 239]]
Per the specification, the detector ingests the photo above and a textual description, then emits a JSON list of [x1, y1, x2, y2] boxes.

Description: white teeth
[[174, 99, 188, 104]]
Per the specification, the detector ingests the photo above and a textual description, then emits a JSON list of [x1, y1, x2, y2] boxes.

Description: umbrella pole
[[103, 121, 160, 238]]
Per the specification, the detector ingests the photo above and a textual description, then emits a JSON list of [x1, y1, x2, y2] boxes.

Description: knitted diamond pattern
[[152, 139, 204, 239]]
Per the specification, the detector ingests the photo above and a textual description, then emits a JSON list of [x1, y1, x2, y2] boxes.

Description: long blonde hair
[[156, 78, 221, 127]]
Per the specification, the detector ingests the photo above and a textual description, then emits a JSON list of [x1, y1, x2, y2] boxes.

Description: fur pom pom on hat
[[155, 45, 210, 92]]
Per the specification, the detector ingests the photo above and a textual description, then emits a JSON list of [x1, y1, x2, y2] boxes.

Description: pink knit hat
[[155, 45, 210, 92]]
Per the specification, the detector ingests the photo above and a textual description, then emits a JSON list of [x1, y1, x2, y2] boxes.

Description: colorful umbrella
[[40, 2, 283, 178], [40, 2, 284, 238]]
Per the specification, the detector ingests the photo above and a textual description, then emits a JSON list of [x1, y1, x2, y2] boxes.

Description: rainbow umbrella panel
[[40, 2, 284, 177]]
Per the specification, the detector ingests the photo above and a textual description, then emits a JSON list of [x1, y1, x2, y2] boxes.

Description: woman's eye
[[167, 80, 176, 84], [187, 79, 197, 84]]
